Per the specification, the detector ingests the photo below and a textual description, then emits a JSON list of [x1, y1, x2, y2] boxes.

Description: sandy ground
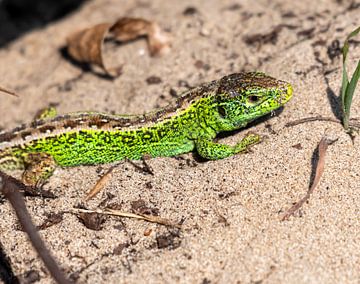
[[0, 0, 359, 283]]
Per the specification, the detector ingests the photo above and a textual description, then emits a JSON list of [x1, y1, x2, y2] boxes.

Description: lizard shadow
[[308, 142, 320, 190], [59, 38, 147, 81], [192, 107, 285, 163], [59, 47, 117, 81]]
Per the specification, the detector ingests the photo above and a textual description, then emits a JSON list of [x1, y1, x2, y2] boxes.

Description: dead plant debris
[[131, 199, 159, 216], [37, 212, 64, 231], [183, 6, 198, 16], [85, 164, 119, 201], [77, 211, 107, 231], [285, 115, 360, 129], [67, 17, 170, 77], [155, 230, 181, 249], [291, 143, 303, 150], [146, 75, 162, 85], [74, 207, 181, 228], [0, 86, 18, 97], [282, 137, 337, 220]]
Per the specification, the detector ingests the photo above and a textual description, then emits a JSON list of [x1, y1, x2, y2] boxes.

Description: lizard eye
[[248, 95, 260, 104], [218, 106, 226, 118]]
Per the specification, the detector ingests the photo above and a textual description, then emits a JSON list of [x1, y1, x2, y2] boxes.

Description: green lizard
[[0, 72, 292, 185]]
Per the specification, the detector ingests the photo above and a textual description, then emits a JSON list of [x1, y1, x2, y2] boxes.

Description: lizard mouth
[[263, 83, 293, 111], [268, 82, 293, 109], [281, 83, 293, 104]]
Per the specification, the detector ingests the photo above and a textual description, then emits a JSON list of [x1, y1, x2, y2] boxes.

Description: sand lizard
[[0, 72, 293, 185]]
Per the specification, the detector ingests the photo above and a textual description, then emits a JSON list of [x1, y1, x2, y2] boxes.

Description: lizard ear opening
[[218, 105, 226, 118]]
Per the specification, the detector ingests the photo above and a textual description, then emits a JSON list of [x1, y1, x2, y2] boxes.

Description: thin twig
[[0, 171, 71, 284], [285, 115, 360, 128], [285, 116, 340, 127], [0, 86, 18, 97], [73, 208, 181, 229], [84, 164, 120, 201]]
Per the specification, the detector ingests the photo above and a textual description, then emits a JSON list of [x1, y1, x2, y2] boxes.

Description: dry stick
[[85, 157, 155, 201], [285, 115, 360, 128], [84, 164, 118, 201], [0, 86, 18, 97], [285, 116, 339, 127], [282, 137, 335, 221], [0, 172, 71, 284], [74, 208, 181, 229]]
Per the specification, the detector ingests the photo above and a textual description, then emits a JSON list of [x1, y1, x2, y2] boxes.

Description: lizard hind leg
[[0, 150, 25, 171], [34, 106, 57, 120], [22, 152, 57, 187]]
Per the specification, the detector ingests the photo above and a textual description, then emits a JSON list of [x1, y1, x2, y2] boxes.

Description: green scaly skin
[[0, 72, 293, 177]]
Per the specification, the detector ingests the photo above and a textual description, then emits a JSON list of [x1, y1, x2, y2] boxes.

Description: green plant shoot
[[341, 26, 360, 130]]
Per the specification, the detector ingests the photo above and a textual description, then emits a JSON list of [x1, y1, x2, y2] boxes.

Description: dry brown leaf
[[66, 17, 170, 77], [77, 211, 106, 230], [282, 137, 336, 220], [36, 212, 64, 231], [67, 23, 111, 69]]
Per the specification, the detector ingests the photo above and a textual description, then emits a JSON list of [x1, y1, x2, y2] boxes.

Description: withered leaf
[[110, 18, 170, 55], [67, 23, 111, 69], [37, 212, 64, 230], [282, 137, 336, 220], [66, 17, 170, 77], [77, 212, 106, 230]]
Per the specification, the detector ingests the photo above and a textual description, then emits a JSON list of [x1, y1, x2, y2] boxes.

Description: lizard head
[[214, 72, 293, 130]]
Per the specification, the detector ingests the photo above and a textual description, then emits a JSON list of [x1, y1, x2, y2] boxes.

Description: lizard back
[[0, 79, 219, 168]]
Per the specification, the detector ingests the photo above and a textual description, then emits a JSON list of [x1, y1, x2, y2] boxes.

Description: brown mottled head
[[217, 72, 290, 98], [214, 72, 293, 129]]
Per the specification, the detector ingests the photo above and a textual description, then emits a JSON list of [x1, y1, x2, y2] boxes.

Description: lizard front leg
[[22, 153, 57, 187], [195, 133, 260, 160]]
